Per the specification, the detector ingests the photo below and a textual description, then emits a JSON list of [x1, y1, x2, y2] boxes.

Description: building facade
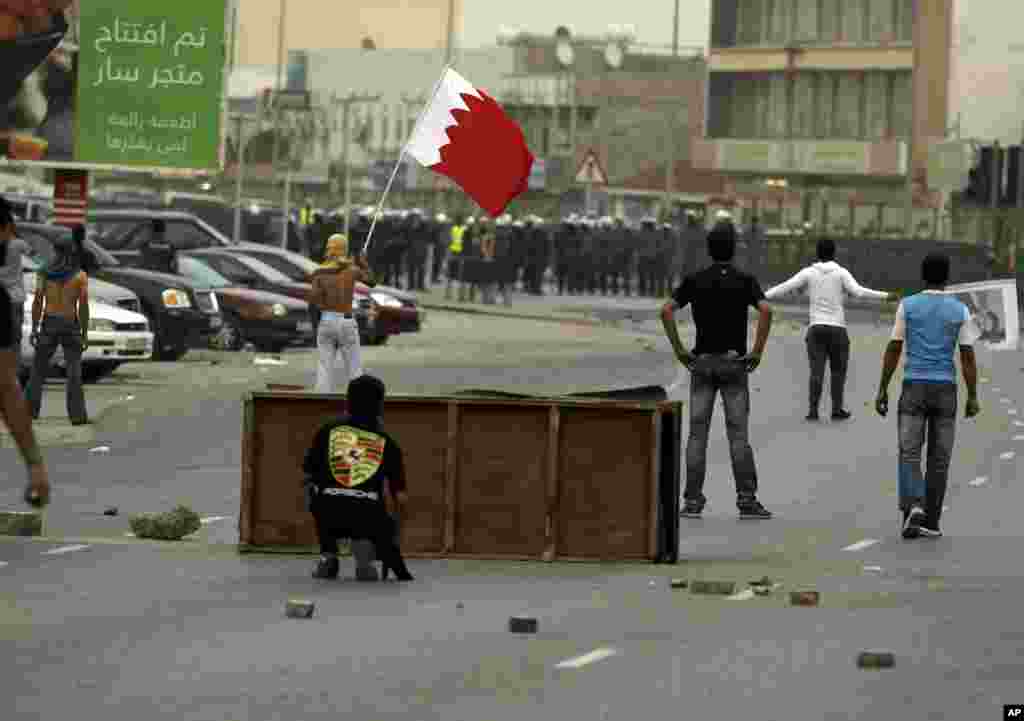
[[498, 30, 722, 220], [693, 0, 953, 237], [231, 0, 461, 66]]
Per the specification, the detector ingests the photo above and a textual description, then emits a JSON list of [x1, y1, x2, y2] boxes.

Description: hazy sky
[[460, 0, 710, 50]]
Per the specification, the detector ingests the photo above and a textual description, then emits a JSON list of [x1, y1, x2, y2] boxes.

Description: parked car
[[227, 243, 423, 333], [175, 255, 314, 353], [184, 248, 389, 345], [22, 254, 143, 314], [17, 297, 153, 386], [5, 193, 52, 223], [18, 223, 222, 361]]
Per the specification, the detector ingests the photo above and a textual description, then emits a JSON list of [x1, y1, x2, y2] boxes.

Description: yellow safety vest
[[300, 208, 312, 226], [449, 225, 465, 254]]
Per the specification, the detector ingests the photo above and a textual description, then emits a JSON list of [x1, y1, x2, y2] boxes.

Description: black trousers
[[311, 495, 411, 578], [806, 325, 851, 415]]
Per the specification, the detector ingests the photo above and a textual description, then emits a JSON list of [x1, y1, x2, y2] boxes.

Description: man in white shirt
[[765, 237, 896, 421]]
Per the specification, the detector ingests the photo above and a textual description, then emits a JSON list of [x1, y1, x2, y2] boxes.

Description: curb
[[418, 302, 607, 328]]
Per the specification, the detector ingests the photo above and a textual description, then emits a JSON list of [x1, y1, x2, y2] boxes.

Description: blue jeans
[[684, 354, 759, 506], [897, 381, 956, 522]]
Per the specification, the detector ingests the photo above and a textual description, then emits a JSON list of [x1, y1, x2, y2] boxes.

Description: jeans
[[26, 314, 87, 423], [10, 299, 23, 371], [898, 381, 956, 523], [684, 354, 759, 506], [311, 496, 411, 578], [806, 325, 850, 414], [315, 313, 362, 394]]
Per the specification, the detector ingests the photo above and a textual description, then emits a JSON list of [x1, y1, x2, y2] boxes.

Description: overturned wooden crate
[[240, 391, 682, 562]]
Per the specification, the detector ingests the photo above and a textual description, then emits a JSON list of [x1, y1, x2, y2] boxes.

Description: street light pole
[[270, 0, 287, 244], [673, 0, 679, 56], [336, 92, 382, 237], [232, 114, 247, 242]]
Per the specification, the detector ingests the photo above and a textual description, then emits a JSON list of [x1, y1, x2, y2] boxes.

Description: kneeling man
[[303, 375, 413, 581]]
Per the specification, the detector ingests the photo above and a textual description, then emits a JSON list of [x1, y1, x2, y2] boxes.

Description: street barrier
[[239, 391, 682, 562]]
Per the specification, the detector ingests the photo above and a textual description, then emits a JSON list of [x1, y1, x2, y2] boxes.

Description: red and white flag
[[405, 68, 534, 217]]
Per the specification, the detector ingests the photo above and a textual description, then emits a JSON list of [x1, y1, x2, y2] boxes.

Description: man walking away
[[309, 234, 377, 394], [765, 237, 896, 421], [140, 219, 177, 274], [661, 222, 774, 520], [875, 252, 979, 540], [0, 265, 49, 507], [26, 225, 89, 425], [0, 197, 30, 375]]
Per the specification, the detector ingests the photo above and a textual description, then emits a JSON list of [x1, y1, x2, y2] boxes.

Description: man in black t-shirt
[[302, 374, 412, 581], [660, 222, 775, 520]]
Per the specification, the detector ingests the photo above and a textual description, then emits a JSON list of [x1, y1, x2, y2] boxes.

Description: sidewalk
[[413, 284, 896, 327]]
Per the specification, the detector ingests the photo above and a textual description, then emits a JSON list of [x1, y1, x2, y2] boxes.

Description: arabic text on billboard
[[0, 0, 226, 171]]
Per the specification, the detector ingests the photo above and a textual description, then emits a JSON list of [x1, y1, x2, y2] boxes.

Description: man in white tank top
[[765, 237, 896, 421]]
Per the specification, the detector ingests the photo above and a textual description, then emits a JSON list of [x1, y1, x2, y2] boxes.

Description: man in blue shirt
[[875, 253, 980, 539]]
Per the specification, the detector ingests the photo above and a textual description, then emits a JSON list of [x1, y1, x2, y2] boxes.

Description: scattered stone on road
[[508, 616, 538, 633], [0, 511, 43, 536], [690, 580, 736, 596], [790, 591, 820, 607], [103, 507, 119, 516], [857, 651, 895, 669], [285, 600, 315, 619]]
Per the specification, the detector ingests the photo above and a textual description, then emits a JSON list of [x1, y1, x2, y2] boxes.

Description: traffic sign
[[575, 149, 608, 185]]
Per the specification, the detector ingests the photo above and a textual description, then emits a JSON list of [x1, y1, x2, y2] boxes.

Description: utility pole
[[445, 0, 456, 64], [270, 0, 287, 239], [672, 0, 679, 56], [336, 92, 381, 237]]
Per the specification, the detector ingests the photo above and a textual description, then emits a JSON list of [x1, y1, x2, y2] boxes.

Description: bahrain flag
[[405, 67, 534, 217]]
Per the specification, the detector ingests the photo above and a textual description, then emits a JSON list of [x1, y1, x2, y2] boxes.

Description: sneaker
[[738, 501, 773, 519], [312, 555, 339, 579], [919, 525, 943, 538], [902, 506, 925, 539], [680, 501, 704, 519], [831, 410, 852, 421]]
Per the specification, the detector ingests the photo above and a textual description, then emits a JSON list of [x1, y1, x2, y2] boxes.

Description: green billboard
[[0, 1, 226, 171]]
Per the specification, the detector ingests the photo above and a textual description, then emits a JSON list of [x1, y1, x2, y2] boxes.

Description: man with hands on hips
[[661, 221, 775, 521]]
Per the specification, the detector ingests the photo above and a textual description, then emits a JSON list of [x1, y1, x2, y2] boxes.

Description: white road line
[[943, 505, 950, 511], [200, 516, 230, 525], [863, 565, 884, 574], [969, 477, 989, 487], [843, 539, 880, 552], [555, 648, 619, 670], [1009, 410, 1018, 415], [728, 588, 757, 601], [1001, 452, 1016, 460], [0, 561, 8, 568], [1014, 420, 1024, 427], [1014, 435, 1024, 442], [42, 544, 90, 556]]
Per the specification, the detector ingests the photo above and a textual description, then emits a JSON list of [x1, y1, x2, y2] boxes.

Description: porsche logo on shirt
[[327, 426, 385, 488]]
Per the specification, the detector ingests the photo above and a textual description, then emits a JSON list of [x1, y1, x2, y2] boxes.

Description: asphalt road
[[3, 303, 1024, 720]]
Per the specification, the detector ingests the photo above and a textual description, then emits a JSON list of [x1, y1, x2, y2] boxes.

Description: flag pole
[[362, 64, 452, 256]]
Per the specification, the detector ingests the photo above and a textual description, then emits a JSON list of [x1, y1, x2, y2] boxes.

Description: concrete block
[[285, 600, 315, 619], [690, 580, 736, 596], [857, 651, 894, 669], [790, 591, 820, 607], [0, 511, 43, 536], [508, 616, 538, 633]]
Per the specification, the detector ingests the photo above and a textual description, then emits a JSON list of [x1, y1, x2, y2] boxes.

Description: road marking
[[728, 588, 757, 601], [863, 565, 884, 574], [1014, 435, 1024, 442], [1001, 452, 1016, 460], [200, 516, 230, 525], [1000, 398, 1012, 404], [0, 561, 8, 568], [1009, 410, 1018, 415], [943, 505, 950, 511], [969, 477, 988, 487], [89, 446, 111, 453], [843, 539, 880, 552], [555, 647, 619, 670], [1015, 421, 1024, 427], [42, 544, 90, 556]]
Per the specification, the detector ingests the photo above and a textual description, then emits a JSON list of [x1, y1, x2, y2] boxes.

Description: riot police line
[[301, 206, 717, 301]]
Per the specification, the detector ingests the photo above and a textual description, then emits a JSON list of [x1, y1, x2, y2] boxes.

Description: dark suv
[[19, 224, 222, 361]]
